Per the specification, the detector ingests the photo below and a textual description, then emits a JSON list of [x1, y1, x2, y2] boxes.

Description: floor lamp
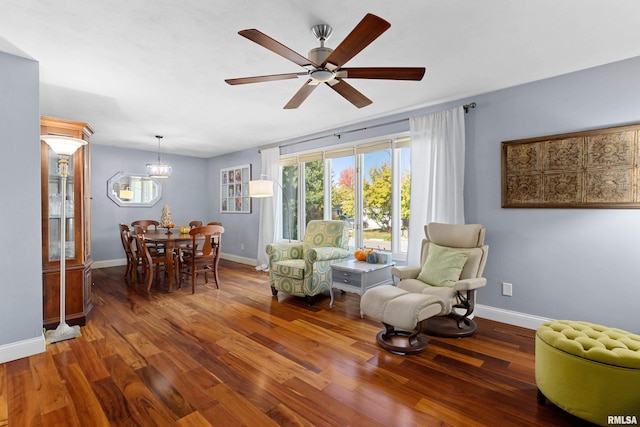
[[42, 135, 87, 344], [249, 175, 292, 242]]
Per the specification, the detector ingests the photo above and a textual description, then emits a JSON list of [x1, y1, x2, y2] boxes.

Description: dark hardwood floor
[[1, 260, 596, 426]]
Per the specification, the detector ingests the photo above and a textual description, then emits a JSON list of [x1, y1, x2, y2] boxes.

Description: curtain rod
[[260, 102, 477, 152]]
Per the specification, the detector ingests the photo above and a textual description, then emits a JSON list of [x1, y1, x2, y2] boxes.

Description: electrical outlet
[[502, 282, 513, 297], [240, 243, 244, 251]]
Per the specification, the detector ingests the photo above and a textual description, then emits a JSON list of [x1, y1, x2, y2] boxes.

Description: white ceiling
[[2, 1, 640, 158]]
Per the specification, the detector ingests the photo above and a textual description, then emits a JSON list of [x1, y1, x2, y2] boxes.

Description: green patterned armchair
[[266, 220, 351, 305]]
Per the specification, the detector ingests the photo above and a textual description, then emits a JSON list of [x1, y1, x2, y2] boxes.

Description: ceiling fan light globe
[[310, 69, 335, 83]]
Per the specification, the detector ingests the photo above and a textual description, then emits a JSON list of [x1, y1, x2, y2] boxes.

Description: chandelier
[[147, 135, 172, 178]]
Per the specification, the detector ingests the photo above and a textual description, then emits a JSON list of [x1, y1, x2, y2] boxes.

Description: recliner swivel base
[[422, 314, 478, 338], [376, 323, 428, 355]]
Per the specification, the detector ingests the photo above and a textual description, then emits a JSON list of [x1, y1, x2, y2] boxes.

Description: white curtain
[[407, 106, 465, 265], [255, 147, 281, 271]]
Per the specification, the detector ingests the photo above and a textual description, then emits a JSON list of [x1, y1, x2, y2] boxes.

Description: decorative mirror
[[107, 172, 162, 207]]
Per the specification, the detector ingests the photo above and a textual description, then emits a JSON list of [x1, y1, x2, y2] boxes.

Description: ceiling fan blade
[[225, 73, 301, 85], [284, 80, 318, 109], [239, 29, 317, 68], [340, 67, 426, 81], [321, 14, 390, 68], [327, 80, 372, 108]]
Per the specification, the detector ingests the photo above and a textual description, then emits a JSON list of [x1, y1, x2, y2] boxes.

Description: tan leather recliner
[[391, 222, 489, 337]]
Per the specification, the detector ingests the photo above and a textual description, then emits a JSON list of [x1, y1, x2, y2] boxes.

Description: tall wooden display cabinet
[[41, 116, 94, 329]]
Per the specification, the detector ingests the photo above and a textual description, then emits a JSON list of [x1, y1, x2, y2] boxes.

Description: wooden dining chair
[[131, 219, 159, 230], [182, 221, 202, 248], [132, 225, 170, 291], [178, 221, 203, 254], [178, 224, 224, 293], [118, 223, 138, 282], [131, 219, 164, 254]]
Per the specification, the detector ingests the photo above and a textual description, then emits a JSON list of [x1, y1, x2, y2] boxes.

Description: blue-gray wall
[[0, 51, 43, 348], [467, 56, 640, 332]]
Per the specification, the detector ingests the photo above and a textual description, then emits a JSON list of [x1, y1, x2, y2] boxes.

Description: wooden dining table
[[143, 229, 196, 292]]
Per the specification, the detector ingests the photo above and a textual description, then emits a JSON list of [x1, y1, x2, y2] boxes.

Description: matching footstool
[[536, 320, 640, 426], [360, 285, 445, 354]]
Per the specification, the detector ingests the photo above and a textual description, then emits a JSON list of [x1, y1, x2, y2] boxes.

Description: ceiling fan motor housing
[[308, 46, 333, 66]]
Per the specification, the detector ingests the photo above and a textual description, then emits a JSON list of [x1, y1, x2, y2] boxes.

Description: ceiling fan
[[225, 13, 426, 109]]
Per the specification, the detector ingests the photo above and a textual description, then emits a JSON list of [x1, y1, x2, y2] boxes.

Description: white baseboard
[[93, 254, 257, 270], [93, 258, 127, 269], [219, 253, 257, 266], [0, 334, 46, 364], [475, 304, 553, 330]]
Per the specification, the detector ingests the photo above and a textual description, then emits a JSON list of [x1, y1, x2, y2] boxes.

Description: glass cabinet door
[[45, 145, 79, 264]]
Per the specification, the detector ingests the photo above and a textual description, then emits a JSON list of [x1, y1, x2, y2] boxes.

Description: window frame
[[279, 133, 410, 261]]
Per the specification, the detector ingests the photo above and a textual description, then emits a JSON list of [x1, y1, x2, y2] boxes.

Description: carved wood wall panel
[[501, 123, 640, 208]]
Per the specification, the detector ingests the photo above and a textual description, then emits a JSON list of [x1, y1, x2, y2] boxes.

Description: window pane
[[363, 149, 392, 251], [330, 156, 355, 249], [303, 159, 324, 225], [282, 164, 298, 241]]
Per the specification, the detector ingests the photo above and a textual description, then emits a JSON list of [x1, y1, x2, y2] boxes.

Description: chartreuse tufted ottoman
[[535, 320, 640, 426]]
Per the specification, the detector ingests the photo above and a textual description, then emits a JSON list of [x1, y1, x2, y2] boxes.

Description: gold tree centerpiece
[[159, 204, 175, 234]]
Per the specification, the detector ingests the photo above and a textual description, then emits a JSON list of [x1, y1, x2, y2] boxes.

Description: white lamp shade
[[249, 179, 274, 197], [41, 135, 87, 155]]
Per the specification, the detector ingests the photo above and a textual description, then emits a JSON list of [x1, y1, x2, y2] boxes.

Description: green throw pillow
[[416, 243, 469, 287]]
